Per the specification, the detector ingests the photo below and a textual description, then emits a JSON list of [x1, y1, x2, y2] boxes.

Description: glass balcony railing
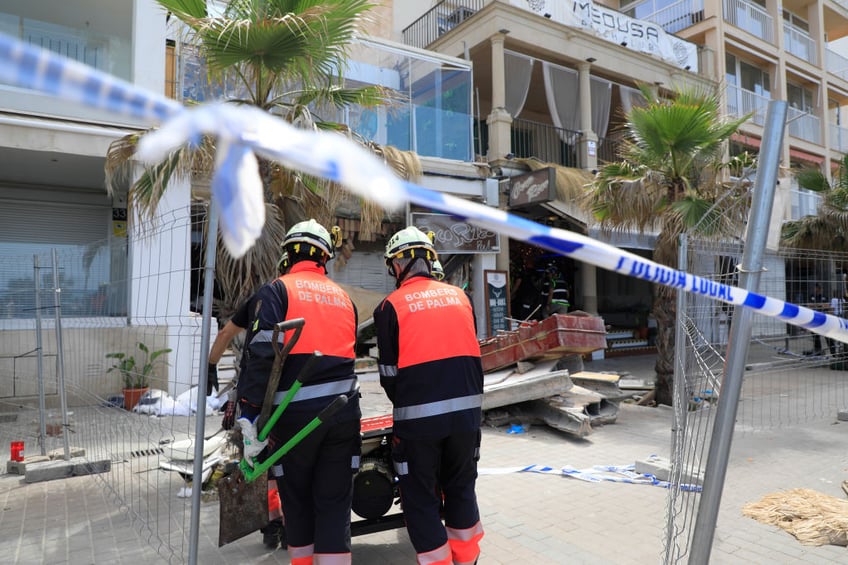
[[726, 84, 770, 126], [784, 23, 815, 64], [790, 187, 821, 219], [723, 0, 774, 43], [787, 106, 820, 144], [830, 124, 848, 153], [179, 38, 475, 162], [826, 48, 848, 82], [0, 11, 131, 81], [325, 39, 475, 162], [640, 0, 705, 34]]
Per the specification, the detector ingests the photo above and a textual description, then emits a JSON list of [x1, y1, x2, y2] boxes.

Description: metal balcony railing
[[511, 118, 581, 168], [784, 23, 816, 64], [641, 0, 705, 34], [401, 0, 486, 49], [597, 131, 627, 164], [723, 0, 774, 43], [826, 48, 848, 82], [726, 84, 770, 126]]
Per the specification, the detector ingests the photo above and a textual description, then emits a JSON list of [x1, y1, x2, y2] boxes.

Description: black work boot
[[260, 518, 284, 550]]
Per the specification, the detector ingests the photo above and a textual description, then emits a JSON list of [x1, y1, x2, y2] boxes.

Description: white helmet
[[432, 260, 445, 281], [384, 226, 437, 262], [283, 219, 337, 258]]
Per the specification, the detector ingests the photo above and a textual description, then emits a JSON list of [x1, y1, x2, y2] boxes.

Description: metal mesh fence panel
[[0, 205, 219, 564], [662, 238, 848, 563]]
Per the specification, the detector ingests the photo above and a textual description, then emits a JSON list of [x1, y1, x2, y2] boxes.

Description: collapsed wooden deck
[[479, 313, 632, 438]]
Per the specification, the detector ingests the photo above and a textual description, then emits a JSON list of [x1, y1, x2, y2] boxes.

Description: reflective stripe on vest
[[393, 394, 482, 422], [378, 363, 397, 377], [393, 460, 408, 476], [249, 329, 284, 345], [273, 379, 357, 405]]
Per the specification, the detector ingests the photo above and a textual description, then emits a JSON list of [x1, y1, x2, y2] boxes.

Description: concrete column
[[580, 263, 598, 315], [132, 0, 167, 93], [486, 32, 513, 161], [577, 62, 598, 171]]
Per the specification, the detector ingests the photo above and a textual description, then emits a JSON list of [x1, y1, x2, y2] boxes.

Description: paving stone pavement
[[2, 354, 848, 564]]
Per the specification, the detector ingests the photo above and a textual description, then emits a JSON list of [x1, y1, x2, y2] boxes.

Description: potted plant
[[106, 342, 172, 411]]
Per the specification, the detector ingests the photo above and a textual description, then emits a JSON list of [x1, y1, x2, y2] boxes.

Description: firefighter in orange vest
[[373, 226, 484, 565], [207, 251, 292, 549], [235, 219, 360, 564]]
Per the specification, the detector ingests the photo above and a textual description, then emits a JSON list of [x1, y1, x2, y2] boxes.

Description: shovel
[[216, 393, 349, 546], [217, 319, 340, 547], [217, 317, 303, 547]]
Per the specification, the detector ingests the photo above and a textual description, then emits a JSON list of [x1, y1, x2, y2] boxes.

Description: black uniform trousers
[[393, 430, 481, 554], [272, 413, 360, 554]]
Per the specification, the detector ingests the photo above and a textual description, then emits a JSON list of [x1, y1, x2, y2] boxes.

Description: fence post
[[188, 203, 218, 565], [51, 249, 71, 460], [33, 255, 47, 456], [688, 100, 787, 564]]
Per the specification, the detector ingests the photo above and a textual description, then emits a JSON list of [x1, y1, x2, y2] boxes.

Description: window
[[165, 39, 177, 99], [783, 10, 809, 32], [0, 196, 128, 318], [726, 53, 770, 96], [787, 82, 814, 112]]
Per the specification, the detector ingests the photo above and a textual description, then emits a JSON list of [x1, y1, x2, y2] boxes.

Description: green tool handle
[[241, 394, 349, 482], [258, 351, 323, 441]]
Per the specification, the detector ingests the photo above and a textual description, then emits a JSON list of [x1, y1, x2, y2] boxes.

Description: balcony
[[723, 0, 774, 43], [784, 23, 815, 64], [826, 48, 848, 82], [830, 124, 848, 153], [511, 118, 581, 168], [640, 0, 705, 34], [403, 0, 485, 50], [0, 11, 130, 81], [787, 107, 821, 144], [597, 131, 627, 164], [726, 84, 770, 126], [790, 186, 821, 219], [179, 37, 475, 162]]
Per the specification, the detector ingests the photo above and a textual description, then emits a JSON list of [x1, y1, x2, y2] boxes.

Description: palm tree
[[106, 0, 420, 320], [782, 153, 848, 251], [586, 85, 752, 406]]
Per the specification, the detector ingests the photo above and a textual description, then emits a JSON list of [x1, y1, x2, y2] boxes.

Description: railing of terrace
[[641, 0, 705, 34], [401, 0, 486, 50], [511, 117, 581, 169], [723, 0, 774, 43], [784, 23, 816, 64]]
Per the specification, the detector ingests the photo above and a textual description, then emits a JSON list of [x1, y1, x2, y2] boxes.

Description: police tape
[[477, 464, 702, 491], [2, 32, 847, 343]]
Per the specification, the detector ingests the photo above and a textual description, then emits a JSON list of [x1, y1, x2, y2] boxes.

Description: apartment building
[[382, 0, 847, 335]]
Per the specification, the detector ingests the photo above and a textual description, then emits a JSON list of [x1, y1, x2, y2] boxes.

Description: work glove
[[221, 400, 236, 430], [237, 416, 268, 468], [206, 363, 218, 396]]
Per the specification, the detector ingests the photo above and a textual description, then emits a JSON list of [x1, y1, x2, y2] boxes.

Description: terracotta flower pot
[[123, 387, 149, 411]]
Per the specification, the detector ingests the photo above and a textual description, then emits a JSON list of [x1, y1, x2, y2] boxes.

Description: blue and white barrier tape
[[2, 33, 847, 343], [478, 464, 702, 492]]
